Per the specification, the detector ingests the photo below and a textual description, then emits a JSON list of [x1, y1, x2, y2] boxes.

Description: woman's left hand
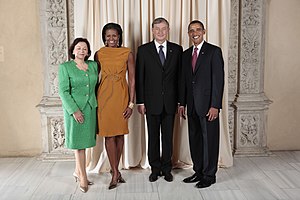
[[123, 107, 133, 119]]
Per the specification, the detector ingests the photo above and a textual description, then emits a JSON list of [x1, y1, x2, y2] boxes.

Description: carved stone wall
[[230, 0, 272, 156], [37, 0, 74, 160], [37, 0, 271, 159]]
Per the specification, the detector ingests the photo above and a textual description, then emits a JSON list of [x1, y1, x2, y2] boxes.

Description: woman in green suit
[[58, 38, 98, 193]]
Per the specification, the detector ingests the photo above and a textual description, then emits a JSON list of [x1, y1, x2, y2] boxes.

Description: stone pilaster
[[37, 0, 74, 160], [232, 0, 272, 156], [228, 0, 240, 150]]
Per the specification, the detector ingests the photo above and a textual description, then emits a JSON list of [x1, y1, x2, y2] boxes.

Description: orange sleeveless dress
[[96, 47, 131, 137]]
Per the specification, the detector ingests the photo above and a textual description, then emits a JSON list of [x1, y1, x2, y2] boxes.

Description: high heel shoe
[[79, 186, 88, 193], [108, 172, 119, 190], [108, 179, 118, 190], [118, 172, 126, 183], [73, 172, 94, 185]]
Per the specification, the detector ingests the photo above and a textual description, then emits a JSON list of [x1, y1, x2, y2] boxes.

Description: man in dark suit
[[136, 17, 183, 182], [179, 20, 224, 188]]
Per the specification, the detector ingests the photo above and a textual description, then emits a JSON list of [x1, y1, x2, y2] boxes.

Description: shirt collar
[[154, 40, 167, 50], [193, 40, 205, 51]]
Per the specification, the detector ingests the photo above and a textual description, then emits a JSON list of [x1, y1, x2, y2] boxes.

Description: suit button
[[192, 81, 195, 84], [162, 91, 164, 95], [86, 94, 89, 96], [85, 74, 88, 76], [86, 84, 89, 87]]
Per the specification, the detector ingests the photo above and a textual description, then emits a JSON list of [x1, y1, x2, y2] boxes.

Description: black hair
[[188, 20, 205, 31], [68, 38, 91, 61], [101, 23, 123, 47]]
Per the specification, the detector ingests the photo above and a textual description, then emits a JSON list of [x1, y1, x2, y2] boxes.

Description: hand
[[206, 107, 219, 121], [73, 110, 84, 123], [123, 107, 133, 119], [178, 106, 186, 120], [137, 105, 146, 115]]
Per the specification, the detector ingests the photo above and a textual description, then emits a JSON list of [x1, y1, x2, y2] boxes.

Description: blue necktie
[[159, 45, 165, 65]]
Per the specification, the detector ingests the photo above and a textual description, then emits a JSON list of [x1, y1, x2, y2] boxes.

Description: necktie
[[159, 45, 165, 65], [192, 47, 198, 72]]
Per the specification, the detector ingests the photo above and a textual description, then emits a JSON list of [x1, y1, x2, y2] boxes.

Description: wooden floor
[[1, 151, 300, 200]]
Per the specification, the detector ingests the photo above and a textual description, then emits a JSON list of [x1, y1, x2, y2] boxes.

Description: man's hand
[[137, 105, 146, 115], [206, 107, 219, 121], [178, 106, 186, 120]]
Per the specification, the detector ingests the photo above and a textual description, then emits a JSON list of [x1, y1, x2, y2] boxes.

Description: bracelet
[[128, 102, 134, 109]]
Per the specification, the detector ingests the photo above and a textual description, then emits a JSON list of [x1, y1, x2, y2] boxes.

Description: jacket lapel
[[194, 41, 207, 74], [149, 41, 163, 68], [186, 46, 193, 75], [164, 42, 173, 68]]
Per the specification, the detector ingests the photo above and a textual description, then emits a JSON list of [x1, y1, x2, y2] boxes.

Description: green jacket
[[58, 60, 98, 115]]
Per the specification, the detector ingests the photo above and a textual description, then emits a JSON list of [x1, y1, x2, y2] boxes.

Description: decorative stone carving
[[48, 29, 67, 66], [38, 0, 74, 160], [232, 0, 271, 156], [46, 0, 67, 28], [50, 117, 65, 150], [240, 114, 259, 146], [37, 0, 272, 159], [67, 0, 75, 43], [228, 107, 234, 150], [228, 0, 239, 97]]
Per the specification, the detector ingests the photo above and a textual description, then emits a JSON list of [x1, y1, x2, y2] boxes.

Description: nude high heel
[[79, 186, 88, 193], [73, 172, 94, 185]]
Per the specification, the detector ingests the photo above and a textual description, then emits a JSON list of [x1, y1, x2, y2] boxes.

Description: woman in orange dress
[[94, 23, 135, 190]]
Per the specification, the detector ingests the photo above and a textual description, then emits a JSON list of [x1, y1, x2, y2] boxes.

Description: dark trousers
[[188, 111, 220, 180], [146, 110, 175, 175]]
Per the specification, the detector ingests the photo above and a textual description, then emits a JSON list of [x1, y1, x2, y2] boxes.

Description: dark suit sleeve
[[178, 46, 186, 106], [211, 47, 224, 109], [135, 47, 145, 104]]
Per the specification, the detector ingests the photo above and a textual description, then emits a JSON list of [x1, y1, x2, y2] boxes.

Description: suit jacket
[[58, 60, 98, 115], [136, 41, 183, 115], [179, 41, 224, 117]]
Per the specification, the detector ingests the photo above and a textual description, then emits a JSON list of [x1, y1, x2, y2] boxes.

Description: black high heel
[[118, 172, 126, 183], [108, 179, 118, 190]]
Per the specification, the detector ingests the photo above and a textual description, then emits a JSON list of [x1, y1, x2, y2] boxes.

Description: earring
[[105, 40, 108, 46]]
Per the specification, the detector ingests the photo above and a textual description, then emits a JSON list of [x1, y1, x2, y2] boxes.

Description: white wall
[[0, 0, 43, 156], [265, 0, 300, 150]]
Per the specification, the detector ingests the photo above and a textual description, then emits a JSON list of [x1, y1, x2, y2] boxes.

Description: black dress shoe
[[163, 172, 173, 182], [183, 174, 202, 183], [149, 173, 159, 182], [195, 178, 216, 188]]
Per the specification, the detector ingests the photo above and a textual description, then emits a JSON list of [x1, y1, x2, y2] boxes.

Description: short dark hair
[[152, 17, 169, 28], [68, 38, 91, 61], [188, 20, 205, 31], [102, 23, 123, 47]]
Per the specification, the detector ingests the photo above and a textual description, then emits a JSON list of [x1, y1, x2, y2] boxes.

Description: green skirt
[[63, 103, 96, 149]]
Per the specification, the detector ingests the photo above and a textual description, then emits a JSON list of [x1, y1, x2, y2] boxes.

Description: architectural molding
[[37, 0, 272, 159], [37, 0, 74, 160], [231, 0, 272, 156]]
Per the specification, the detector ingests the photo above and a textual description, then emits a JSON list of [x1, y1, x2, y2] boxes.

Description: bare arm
[[123, 52, 136, 119], [127, 52, 135, 103]]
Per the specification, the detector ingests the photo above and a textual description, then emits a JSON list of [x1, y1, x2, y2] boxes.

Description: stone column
[[232, 0, 272, 156], [37, 0, 74, 160], [228, 0, 239, 151]]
